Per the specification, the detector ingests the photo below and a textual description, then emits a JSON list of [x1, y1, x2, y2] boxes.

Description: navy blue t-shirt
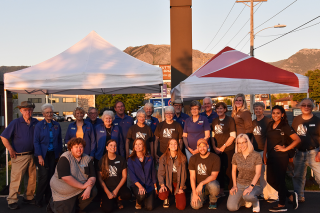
[[173, 112, 189, 129]]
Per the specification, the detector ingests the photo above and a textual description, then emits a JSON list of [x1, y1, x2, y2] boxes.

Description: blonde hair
[[232, 93, 248, 117], [235, 133, 254, 154]]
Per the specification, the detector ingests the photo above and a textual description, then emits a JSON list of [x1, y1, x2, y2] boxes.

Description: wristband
[[250, 184, 255, 187], [155, 187, 157, 190], [223, 144, 227, 146]]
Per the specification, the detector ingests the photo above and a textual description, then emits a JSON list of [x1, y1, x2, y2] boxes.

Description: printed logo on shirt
[[214, 124, 223, 134], [197, 163, 207, 175], [109, 165, 117, 177], [163, 128, 175, 138], [54, 125, 59, 130], [253, 126, 262, 135], [173, 164, 177, 173], [297, 124, 307, 136], [136, 132, 147, 139]]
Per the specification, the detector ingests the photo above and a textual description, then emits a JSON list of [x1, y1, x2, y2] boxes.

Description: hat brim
[[18, 105, 35, 109]]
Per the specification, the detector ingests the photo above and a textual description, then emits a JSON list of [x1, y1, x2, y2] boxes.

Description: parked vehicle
[[65, 114, 88, 122], [33, 113, 45, 121], [131, 106, 163, 121], [227, 105, 233, 111], [53, 113, 64, 122]]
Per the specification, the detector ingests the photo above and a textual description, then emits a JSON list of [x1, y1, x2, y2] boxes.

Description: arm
[[58, 125, 63, 155], [274, 133, 301, 152], [196, 171, 219, 193], [89, 124, 96, 158], [154, 137, 159, 160], [263, 139, 268, 165], [204, 130, 210, 140], [0, 136, 16, 159], [218, 134, 235, 153], [97, 172, 114, 199], [179, 160, 187, 191], [229, 164, 238, 195], [183, 132, 193, 154], [61, 176, 95, 189], [119, 128, 125, 158], [190, 170, 201, 205], [64, 125, 71, 144], [126, 138, 130, 159], [243, 164, 262, 196], [33, 124, 44, 165], [179, 139, 183, 150], [243, 111, 253, 134], [211, 133, 220, 154]]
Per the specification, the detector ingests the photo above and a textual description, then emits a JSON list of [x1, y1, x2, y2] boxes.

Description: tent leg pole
[[46, 94, 49, 103], [269, 94, 272, 110], [250, 94, 255, 120], [307, 92, 309, 98], [181, 97, 184, 113], [4, 89, 9, 185], [161, 85, 164, 121]]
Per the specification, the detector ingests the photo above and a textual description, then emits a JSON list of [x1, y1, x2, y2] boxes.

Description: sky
[[0, 0, 319, 66]]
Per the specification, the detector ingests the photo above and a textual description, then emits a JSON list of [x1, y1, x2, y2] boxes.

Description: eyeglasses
[[165, 113, 174, 115], [190, 108, 199, 111], [45, 112, 54, 115], [237, 141, 247, 145], [301, 104, 312, 108], [235, 100, 243, 102]]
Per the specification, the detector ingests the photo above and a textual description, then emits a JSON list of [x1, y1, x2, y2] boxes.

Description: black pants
[[101, 185, 132, 213], [35, 151, 57, 203], [131, 185, 155, 211], [50, 186, 97, 213], [267, 153, 292, 205], [217, 149, 234, 190]]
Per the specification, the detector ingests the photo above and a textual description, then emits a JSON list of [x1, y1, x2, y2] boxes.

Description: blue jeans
[[293, 148, 320, 199], [190, 180, 220, 209], [227, 183, 262, 211]]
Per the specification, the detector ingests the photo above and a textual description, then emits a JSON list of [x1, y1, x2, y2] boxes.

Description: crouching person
[[48, 137, 97, 213], [189, 138, 220, 210], [158, 139, 187, 210]]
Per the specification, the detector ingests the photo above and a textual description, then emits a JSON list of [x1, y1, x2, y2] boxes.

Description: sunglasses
[[301, 104, 312, 108]]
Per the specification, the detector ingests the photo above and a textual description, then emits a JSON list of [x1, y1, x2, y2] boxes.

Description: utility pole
[[236, 0, 267, 116]]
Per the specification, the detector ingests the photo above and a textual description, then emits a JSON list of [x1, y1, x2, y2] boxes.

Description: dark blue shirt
[[34, 119, 62, 159], [145, 116, 159, 133], [65, 121, 95, 157], [94, 124, 124, 160], [85, 117, 103, 129], [127, 155, 157, 193], [47, 123, 54, 151], [173, 112, 190, 129], [183, 115, 211, 150], [1, 117, 39, 153], [200, 110, 218, 124], [113, 114, 134, 139]]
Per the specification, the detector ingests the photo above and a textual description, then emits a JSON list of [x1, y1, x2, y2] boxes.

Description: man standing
[[189, 138, 220, 210], [113, 101, 134, 158], [252, 102, 278, 202], [85, 107, 103, 129], [172, 99, 189, 129], [1, 101, 39, 210], [200, 97, 218, 124]]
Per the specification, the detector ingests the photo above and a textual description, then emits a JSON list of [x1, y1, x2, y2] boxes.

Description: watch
[[250, 184, 255, 187]]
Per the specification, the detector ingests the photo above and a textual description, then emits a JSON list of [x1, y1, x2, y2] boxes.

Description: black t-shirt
[[211, 116, 236, 152], [252, 116, 272, 151], [57, 156, 96, 179], [291, 114, 320, 151], [154, 121, 183, 154], [172, 158, 178, 183], [98, 155, 126, 191], [127, 124, 153, 152], [188, 153, 220, 185], [103, 127, 112, 155], [266, 121, 294, 156]]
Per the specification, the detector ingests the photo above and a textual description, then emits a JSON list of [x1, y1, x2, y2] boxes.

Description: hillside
[[124, 44, 214, 72], [269, 49, 320, 75]]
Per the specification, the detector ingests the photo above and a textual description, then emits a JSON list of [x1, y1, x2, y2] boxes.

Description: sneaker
[[46, 203, 54, 213], [23, 198, 36, 204], [266, 198, 279, 203], [208, 202, 217, 209], [163, 199, 170, 208], [217, 192, 226, 198], [269, 205, 287, 212], [245, 202, 252, 208], [8, 203, 20, 210], [252, 201, 260, 212], [135, 200, 142, 209], [291, 192, 298, 210]]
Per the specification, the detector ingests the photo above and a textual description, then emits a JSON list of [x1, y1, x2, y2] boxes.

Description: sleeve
[[291, 116, 298, 133], [118, 126, 125, 158], [127, 158, 139, 184], [88, 160, 96, 178], [212, 155, 221, 172], [177, 123, 183, 139], [0, 120, 15, 140], [57, 157, 71, 178], [89, 123, 96, 157], [33, 123, 42, 157], [254, 152, 263, 165], [120, 157, 126, 171], [58, 124, 63, 154], [154, 124, 160, 138], [229, 117, 236, 133], [188, 156, 195, 171], [126, 126, 133, 139], [283, 124, 294, 136], [231, 154, 237, 165], [148, 127, 154, 143], [157, 156, 166, 186], [242, 111, 253, 134], [203, 117, 211, 131], [64, 124, 72, 144], [183, 119, 188, 133]]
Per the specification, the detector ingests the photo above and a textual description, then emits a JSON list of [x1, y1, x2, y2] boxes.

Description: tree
[[95, 94, 146, 113], [292, 69, 320, 103]]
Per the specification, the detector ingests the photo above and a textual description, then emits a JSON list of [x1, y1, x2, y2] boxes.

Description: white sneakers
[[252, 201, 260, 212]]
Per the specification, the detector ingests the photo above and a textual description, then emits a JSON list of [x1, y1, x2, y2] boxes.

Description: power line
[[207, 4, 246, 53], [254, 0, 297, 30], [254, 16, 320, 50], [202, 1, 236, 53], [240, 37, 250, 52], [225, 2, 263, 47], [255, 21, 320, 37]]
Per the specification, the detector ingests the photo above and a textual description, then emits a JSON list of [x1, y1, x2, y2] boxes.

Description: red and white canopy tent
[[171, 46, 309, 101]]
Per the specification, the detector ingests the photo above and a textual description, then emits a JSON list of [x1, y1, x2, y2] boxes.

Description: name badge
[[79, 164, 85, 167], [199, 121, 204, 124], [71, 127, 76, 130], [220, 123, 224, 126], [100, 131, 105, 133], [309, 124, 315, 127], [114, 123, 118, 125], [115, 161, 120, 164], [173, 119, 176, 121]]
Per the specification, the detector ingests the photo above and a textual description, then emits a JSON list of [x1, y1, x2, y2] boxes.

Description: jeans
[[293, 148, 320, 199], [258, 151, 278, 200], [131, 185, 155, 211], [190, 180, 220, 210], [227, 183, 262, 211]]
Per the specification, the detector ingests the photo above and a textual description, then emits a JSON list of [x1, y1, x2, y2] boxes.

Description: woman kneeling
[[158, 139, 187, 210], [98, 139, 131, 213], [227, 134, 262, 212]]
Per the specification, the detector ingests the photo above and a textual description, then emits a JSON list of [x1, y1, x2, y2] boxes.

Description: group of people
[[1, 94, 320, 213]]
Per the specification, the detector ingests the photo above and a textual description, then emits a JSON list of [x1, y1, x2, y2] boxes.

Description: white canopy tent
[[3, 31, 164, 185], [171, 47, 309, 101]]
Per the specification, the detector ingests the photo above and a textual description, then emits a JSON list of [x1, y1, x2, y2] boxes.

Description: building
[[275, 95, 298, 108]]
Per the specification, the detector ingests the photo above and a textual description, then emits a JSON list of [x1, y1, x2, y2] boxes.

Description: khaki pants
[[7, 154, 37, 204]]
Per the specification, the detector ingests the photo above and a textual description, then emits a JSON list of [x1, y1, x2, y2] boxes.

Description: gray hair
[[253, 102, 265, 109], [203, 97, 213, 105], [88, 107, 98, 113], [190, 100, 201, 110], [41, 104, 54, 113], [144, 103, 154, 113], [165, 106, 175, 113], [298, 98, 314, 108], [101, 110, 115, 121], [137, 110, 146, 118]]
